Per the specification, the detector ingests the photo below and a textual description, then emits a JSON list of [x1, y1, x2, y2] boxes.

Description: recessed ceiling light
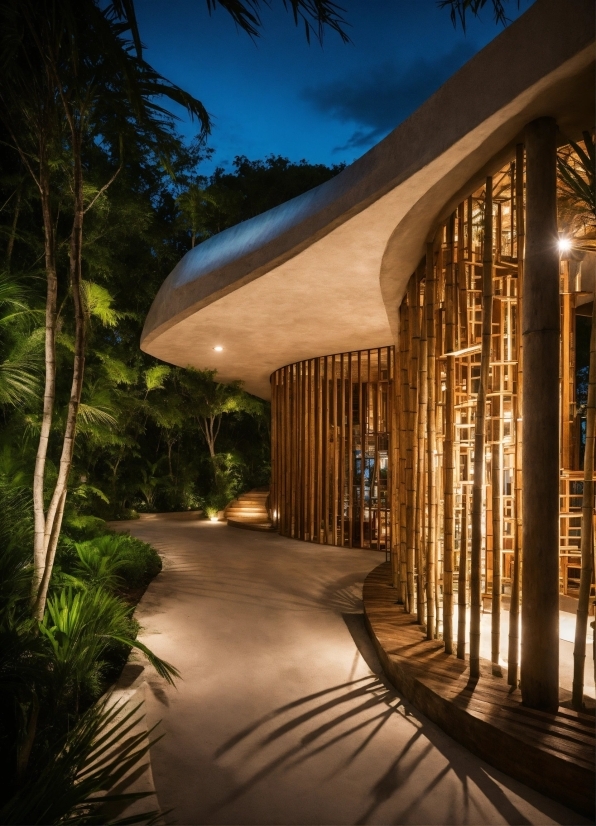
[[213, 345, 223, 352]]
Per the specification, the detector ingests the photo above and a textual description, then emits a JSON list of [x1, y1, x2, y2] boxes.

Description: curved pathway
[[119, 518, 587, 825]]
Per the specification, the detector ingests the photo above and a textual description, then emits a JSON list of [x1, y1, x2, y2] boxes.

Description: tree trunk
[[426, 242, 437, 639], [521, 117, 560, 712], [31, 164, 58, 608], [470, 176, 493, 679], [6, 178, 22, 268], [33, 129, 87, 620], [572, 296, 596, 709]]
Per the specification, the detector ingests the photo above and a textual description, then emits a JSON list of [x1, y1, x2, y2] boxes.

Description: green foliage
[[557, 132, 596, 235], [0, 696, 159, 825], [439, 0, 519, 31]]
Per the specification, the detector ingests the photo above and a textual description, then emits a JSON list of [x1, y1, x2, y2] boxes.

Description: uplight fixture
[[210, 516, 218, 522], [213, 345, 223, 352]]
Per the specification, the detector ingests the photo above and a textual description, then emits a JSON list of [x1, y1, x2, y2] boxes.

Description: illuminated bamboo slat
[[457, 491, 468, 658], [572, 296, 596, 708], [416, 273, 428, 624], [508, 145, 524, 687], [399, 301, 409, 602], [492, 395, 503, 676], [426, 242, 437, 638], [339, 354, 345, 545], [391, 344, 400, 585], [348, 352, 354, 548], [470, 175, 493, 680], [406, 277, 420, 612], [444, 213, 456, 654]]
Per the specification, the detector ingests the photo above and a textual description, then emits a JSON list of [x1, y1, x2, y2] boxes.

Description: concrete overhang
[[142, 0, 595, 399]]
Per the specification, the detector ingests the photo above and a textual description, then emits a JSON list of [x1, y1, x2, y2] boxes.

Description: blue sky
[[135, 0, 535, 174]]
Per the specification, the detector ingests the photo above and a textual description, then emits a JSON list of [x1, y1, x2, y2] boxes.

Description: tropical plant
[[557, 133, 596, 708], [0, 695, 160, 825], [439, 0, 520, 30]]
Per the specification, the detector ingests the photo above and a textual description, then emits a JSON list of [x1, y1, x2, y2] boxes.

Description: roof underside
[[141, 0, 595, 399]]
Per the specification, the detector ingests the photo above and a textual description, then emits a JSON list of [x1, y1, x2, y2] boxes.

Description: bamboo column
[[444, 214, 456, 654], [457, 202, 468, 660], [457, 491, 468, 658], [509, 144, 524, 687], [470, 176, 493, 679], [426, 242, 437, 639], [521, 117, 560, 712], [391, 346, 400, 587], [417, 277, 428, 625], [572, 296, 596, 708], [491, 407, 503, 676], [399, 301, 409, 603], [406, 276, 420, 613]]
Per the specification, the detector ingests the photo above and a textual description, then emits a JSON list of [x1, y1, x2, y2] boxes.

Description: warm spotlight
[[213, 345, 223, 352], [558, 238, 572, 253]]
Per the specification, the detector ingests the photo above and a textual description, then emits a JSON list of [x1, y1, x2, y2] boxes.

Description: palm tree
[[439, 0, 520, 30]]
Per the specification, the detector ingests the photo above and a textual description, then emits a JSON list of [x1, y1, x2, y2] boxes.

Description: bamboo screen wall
[[394, 148, 594, 672], [270, 348, 394, 549]]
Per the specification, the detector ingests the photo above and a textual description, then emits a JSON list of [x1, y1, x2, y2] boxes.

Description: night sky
[[135, 0, 535, 174]]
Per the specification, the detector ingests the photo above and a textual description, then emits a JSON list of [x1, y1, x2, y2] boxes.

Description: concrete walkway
[[118, 518, 588, 825]]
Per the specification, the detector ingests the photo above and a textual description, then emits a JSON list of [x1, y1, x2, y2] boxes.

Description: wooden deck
[[363, 562, 595, 819]]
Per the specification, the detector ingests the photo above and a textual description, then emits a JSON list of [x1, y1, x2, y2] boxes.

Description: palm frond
[[0, 696, 161, 825], [438, 0, 519, 31]]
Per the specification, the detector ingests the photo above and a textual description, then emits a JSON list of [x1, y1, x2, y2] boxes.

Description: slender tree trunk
[[426, 242, 437, 639], [32, 165, 58, 607], [509, 145, 524, 688], [33, 129, 87, 620], [470, 176, 493, 679], [444, 214, 456, 654], [521, 118, 560, 712], [6, 178, 22, 269], [572, 297, 596, 708]]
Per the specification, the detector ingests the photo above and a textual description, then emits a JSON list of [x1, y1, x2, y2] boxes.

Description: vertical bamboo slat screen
[[392, 151, 595, 666], [270, 348, 394, 549]]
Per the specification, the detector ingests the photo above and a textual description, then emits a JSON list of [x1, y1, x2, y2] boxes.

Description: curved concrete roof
[[142, 0, 595, 399]]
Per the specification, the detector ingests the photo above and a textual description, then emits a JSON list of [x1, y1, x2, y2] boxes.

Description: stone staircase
[[225, 489, 274, 531]]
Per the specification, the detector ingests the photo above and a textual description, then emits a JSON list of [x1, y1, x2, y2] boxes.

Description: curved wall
[[270, 347, 394, 549]]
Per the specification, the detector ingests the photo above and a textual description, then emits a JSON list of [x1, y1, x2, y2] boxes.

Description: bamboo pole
[[348, 354, 354, 548], [509, 145, 524, 687], [417, 275, 428, 625], [444, 214, 456, 653], [457, 490, 468, 658], [470, 176, 493, 679], [426, 242, 437, 638], [391, 346, 400, 586], [572, 296, 596, 709], [399, 301, 409, 603], [521, 118, 559, 712], [406, 276, 420, 613], [491, 406, 503, 676]]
